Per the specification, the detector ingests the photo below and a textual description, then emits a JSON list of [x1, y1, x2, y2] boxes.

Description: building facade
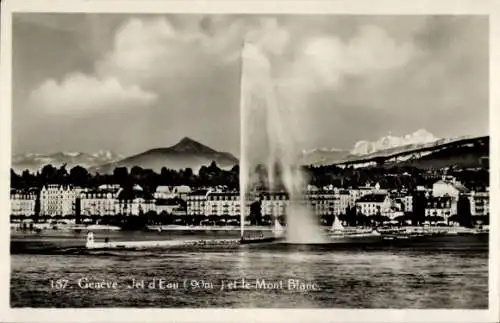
[[10, 189, 37, 217], [79, 186, 120, 216], [205, 191, 241, 218], [306, 190, 340, 217], [260, 192, 289, 219], [186, 190, 209, 216], [355, 193, 392, 217], [469, 191, 489, 217], [425, 196, 453, 223], [154, 186, 172, 199], [40, 184, 80, 217], [115, 198, 156, 216], [432, 178, 469, 199]]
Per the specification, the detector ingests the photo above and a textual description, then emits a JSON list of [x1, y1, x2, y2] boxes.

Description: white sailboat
[[328, 215, 380, 238], [330, 216, 345, 232], [272, 218, 285, 238]]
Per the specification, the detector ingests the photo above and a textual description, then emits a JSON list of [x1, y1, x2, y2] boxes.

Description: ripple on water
[[10, 234, 489, 308]]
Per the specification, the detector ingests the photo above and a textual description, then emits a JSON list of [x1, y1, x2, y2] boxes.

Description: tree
[[457, 195, 473, 227], [69, 166, 90, 187], [56, 164, 69, 184], [113, 167, 130, 187], [33, 194, 40, 223], [40, 164, 57, 184], [10, 169, 20, 189], [412, 192, 426, 226], [345, 206, 357, 227], [249, 200, 261, 225]]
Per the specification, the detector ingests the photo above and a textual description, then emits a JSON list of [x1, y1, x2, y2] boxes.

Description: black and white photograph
[[1, 0, 499, 322]]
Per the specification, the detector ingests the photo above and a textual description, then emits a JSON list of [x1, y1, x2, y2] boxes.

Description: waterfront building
[[355, 193, 392, 217], [306, 190, 340, 217], [260, 191, 289, 219], [337, 190, 351, 215], [432, 177, 469, 199], [306, 184, 320, 192], [424, 196, 453, 223], [171, 185, 192, 200], [98, 184, 121, 190], [79, 186, 120, 216], [205, 191, 241, 218], [40, 184, 81, 217], [153, 186, 172, 199], [10, 189, 37, 217], [469, 191, 489, 217], [115, 188, 155, 216], [186, 189, 209, 216], [390, 192, 413, 213], [115, 198, 155, 216], [155, 198, 182, 214]]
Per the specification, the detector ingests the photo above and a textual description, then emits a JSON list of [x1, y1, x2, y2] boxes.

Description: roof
[[434, 180, 470, 193], [155, 186, 171, 193], [357, 193, 388, 203], [10, 188, 37, 196], [172, 185, 191, 193], [81, 189, 117, 196], [188, 189, 209, 196], [207, 192, 239, 197], [117, 189, 153, 200]]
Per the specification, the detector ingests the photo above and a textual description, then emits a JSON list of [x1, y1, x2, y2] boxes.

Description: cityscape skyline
[[12, 14, 488, 157]]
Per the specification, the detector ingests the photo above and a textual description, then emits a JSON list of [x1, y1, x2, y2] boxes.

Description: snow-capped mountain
[[301, 129, 443, 166], [300, 148, 351, 166], [11, 150, 124, 173], [350, 129, 439, 156]]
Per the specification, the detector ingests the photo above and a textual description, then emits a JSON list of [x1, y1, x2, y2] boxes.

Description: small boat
[[240, 236, 280, 244], [240, 219, 285, 244], [86, 224, 121, 231], [328, 216, 380, 238]]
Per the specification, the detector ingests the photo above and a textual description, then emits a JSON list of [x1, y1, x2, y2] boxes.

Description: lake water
[[10, 231, 488, 308]]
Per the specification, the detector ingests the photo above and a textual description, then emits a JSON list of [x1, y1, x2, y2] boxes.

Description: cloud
[[95, 17, 235, 90], [284, 25, 418, 92], [246, 18, 291, 56], [29, 73, 157, 114]]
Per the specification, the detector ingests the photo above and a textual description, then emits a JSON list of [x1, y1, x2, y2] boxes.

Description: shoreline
[[10, 223, 488, 235]]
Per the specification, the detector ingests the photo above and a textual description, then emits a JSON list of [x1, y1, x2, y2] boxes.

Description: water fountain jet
[[239, 41, 327, 244]]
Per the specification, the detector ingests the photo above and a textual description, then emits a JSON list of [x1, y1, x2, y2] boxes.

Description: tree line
[[11, 161, 489, 194]]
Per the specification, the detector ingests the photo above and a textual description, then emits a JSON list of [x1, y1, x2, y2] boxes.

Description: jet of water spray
[[239, 41, 326, 244]]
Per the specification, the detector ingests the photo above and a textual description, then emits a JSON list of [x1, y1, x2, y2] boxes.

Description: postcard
[[1, 0, 499, 322]]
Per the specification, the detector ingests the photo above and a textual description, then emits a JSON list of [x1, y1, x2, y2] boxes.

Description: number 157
[[50, 279, 68, 289]]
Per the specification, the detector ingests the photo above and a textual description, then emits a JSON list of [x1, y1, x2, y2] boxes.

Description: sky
[[12, 14, 488, 157]]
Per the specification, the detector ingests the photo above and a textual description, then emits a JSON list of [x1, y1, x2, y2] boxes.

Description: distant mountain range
[[350, 129, 439, 156], [300, 129, 472, 166], [11, 150, 124, 173], [90, 137, 239, 174], [12, 130, 488, 174]]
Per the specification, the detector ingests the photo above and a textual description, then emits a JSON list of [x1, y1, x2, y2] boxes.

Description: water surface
[[10, 231, 488, 308]]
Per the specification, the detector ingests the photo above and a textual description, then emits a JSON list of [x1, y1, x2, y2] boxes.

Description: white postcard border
[[1, 0, 498, 322]]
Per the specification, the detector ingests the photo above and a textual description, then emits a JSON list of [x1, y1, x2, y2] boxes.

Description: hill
[[91, 137, 238, 174]]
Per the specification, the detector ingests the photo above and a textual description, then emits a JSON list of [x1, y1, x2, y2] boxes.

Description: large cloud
[[29, 73, 157, 114], [30, 15, 421, 114], [19, 15, 487, 155], [249, 22, 420, 93]]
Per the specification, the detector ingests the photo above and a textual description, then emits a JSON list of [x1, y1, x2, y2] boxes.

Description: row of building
[[10, 177, 490, 224]]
